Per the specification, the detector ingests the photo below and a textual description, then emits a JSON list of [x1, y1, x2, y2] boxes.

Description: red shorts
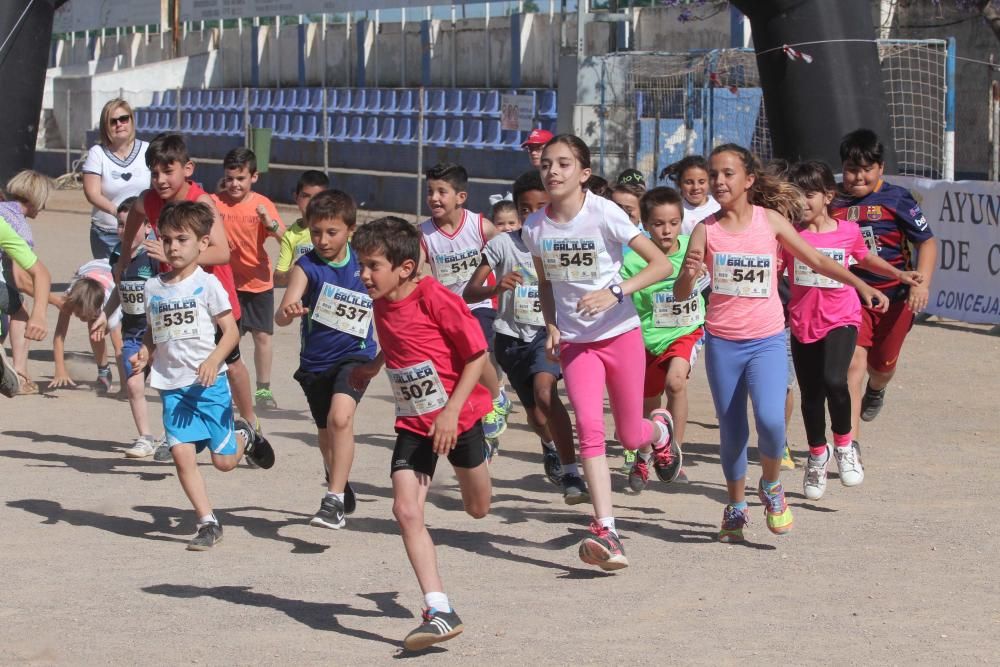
[[857, 300, 914, 372], [643, 328, 704, 398]]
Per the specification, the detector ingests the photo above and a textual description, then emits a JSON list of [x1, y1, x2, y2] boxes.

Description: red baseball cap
[[521, 128, 554, 148]]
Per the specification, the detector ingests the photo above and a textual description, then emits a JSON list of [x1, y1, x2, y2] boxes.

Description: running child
[[128, 201, 274, 551], [673, 144, 888, 543], [787, 161, 922, 499], [213, 147, 286, 410], [275, 190, 375, 529], [831, 129, 936, 438], [419, 162, 510, 440], [350, 216, 492, 650], [662, 155, 720, 236], [464, 170, 588, 503], [274, 170, 329, 287], [0, 216, 50, 397], [524, 134, 675, 571], [619, 186, 698, 492], [490, 199, 520, 233], [610, 181, 645, 227]]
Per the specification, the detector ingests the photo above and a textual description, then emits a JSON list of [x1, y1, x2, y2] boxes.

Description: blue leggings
[[704, 331, 787, 482]]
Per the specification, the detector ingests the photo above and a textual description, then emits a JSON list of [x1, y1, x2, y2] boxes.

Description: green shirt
[[620, 234, 704, 356], [275, 219, 314, 273], [0, 218, 37, 271]]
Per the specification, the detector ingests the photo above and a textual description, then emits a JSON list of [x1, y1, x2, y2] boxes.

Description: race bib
[[712, 253, 773, 298], [432, 248, 480, 287], [513, 284, 544, 327], [541, 238, 599, 282], [119, 280, 146, 316], [387, 360, 448, 417], [311, 283, 373, 338], [860, 226, 878, 253], [294, 243, 314, 260], [653, 291, 701, 328], [794, 248, 845, 289], [150, 297, 199, 344]]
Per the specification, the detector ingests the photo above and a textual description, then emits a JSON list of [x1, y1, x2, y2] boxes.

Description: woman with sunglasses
[[82, 98, 151, 260]]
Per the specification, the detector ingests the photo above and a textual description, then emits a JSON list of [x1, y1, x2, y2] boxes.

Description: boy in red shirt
[[213, 147, 286, 410], [350, 216, 492, 652]]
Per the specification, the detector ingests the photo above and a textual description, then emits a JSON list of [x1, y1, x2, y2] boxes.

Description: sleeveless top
[[419, 210, 493, 311]]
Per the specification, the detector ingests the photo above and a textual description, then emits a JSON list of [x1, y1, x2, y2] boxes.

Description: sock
[[325, 492, 345, 503], [638, 449, 652, 463], [424, 591, 451, 613], [598, 516, 617, 535], [808, 444, 830, 461], [762, 479, 781, 493], [832, 432, 853, 448], [561, 462, 579, 477], [257, 382, 270, 390], [730, 501, 749, 512], [198, 513, 217, 526], [541, 440, 556, 452], [653, 420, 670, 447]]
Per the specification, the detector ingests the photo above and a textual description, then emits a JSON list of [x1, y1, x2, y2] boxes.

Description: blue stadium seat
[[281, 114, 303, 139], [160, 89, 178, 111], [263, 113, 278, 130], [424, 118, 448, 146], [300, 115, 319, 140], [135, 110, 152, 132], [464, 119, 484, 147], [482, 91, 500, 115], [360, 116, 379, 142], [274, 113, 292, 138], [396, 89, 416, 114], [149, 92, 162, 110], [220, 89, 239, 111], [539, 90, 557, 119], [346, 116, 364, 141], [365, 89, 382, 114], [251, 112, 265, 128], [303, 88, 323, 112], [423, 89, 446, 115], [250, 89, 271, 111], [326, 116, 348, 141], [500, 129, 522, 149], [349, 89, 367, 113], [224, 112, 242, 135], [376, 116, 396, 143], [462, 91, 483, 115], [444, 89, 462, 115], [379, 89, 398, 114], [330, 88, 349, 112], [272, 89, 295, 111], [394, 117, 414, 144], [180, 90, 195, 109], [481, 120, 501, 148]]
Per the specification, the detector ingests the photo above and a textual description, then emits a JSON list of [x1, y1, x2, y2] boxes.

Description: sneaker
[[718, 504, 750, 543], [757, 480, 794, 535], [96, 365, 113, 394], [561, 473, 589, 505], [621, 448, 637, 473], [186, 522, 223, 551], [403, 608, 464, 651], [542, 447, 563, 485], [236, 418, 275, 469], [482, 409, 507, 440], [578, 519, 628, 571], [803, 445, 832, 500], [781, 443, 796, 470], [0, 354, 21, 398], [860, 385, 886, 422], [124, 435, 157, 459], [493, 390, 513, 416], [650, 409, 682, 482], [152, 438, 173, 462], [310, 495, 346, 529], [254, 387, 278, 410], [833, 442, 865, 487], [344, 481, 357, 515], [627, 454, 650, 493]]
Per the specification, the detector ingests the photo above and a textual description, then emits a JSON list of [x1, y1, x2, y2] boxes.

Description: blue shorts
[[160, 374, 237, 455], [494, 330, 561, 409], [121, 333, 147, 378]]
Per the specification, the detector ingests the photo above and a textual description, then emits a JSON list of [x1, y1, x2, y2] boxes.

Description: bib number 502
[[400, 380, 438, 401]]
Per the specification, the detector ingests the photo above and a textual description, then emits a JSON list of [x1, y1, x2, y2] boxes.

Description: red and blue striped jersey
[[831, 180, 934, 302]]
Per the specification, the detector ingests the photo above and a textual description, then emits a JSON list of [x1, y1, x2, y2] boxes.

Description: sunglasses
[[110, 114, 132, 126]]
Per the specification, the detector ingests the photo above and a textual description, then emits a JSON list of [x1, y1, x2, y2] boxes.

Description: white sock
[[325, 492, 345, 502], [638, 449, 652, 463], [424, 591, 451, 613], [653, 421, 670, 447], [198, 513, 217, 526], [598, 516, 617, 535], [562, 462, 579, 477], [541, 440, 556, 452]]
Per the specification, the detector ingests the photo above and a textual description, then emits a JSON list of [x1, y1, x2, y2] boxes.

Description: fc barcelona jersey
[[831, 180, 934, 302]]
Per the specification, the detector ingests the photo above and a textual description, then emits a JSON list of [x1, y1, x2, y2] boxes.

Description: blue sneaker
[[482, 408, 507, 439], [493, 390, 513, 416]]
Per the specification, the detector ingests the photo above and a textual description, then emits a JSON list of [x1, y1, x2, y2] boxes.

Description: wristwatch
[[608, 284, 624, 304]]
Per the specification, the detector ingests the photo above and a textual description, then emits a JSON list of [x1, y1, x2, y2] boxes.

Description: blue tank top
[[298, 246, 376, 372], [110, 242, 160, 337]]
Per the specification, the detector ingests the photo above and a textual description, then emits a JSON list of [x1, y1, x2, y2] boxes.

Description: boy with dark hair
[[213, 147, 286, 410], [274, 189, 374, 529], [831, 129, 937, 442], [129, 201, 274, 551], [463, 170, 587, 502], [274, 170, 330, 287], [419, 162, 510, 443], [351, 216, 493, 651]]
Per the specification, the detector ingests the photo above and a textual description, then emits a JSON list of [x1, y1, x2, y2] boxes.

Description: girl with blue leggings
[[674, 144, 886, 542]]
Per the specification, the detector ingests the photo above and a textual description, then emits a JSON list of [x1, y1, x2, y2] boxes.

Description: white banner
[[500, 94, 534, 131], [894, 175, 1000, 324], [180, 0, 456, 22], [54, 0, 163, 32]]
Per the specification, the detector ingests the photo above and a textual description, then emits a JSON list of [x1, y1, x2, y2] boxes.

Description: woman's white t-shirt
[[681, 196, 721, 236], [82, 140, 151, 232], [522, 190, 641, 343]]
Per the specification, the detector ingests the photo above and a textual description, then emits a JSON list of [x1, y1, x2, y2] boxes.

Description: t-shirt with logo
[[681, 196, 721, 236], [212, 191, 284, 293], [82, 141, 151, 232], [372, 277, 491, 437], [296, 246, 376, 373], [522, 190, 641, 343], [481, 230, 543, 341], [620, 234, 705, 356], [419, 210, 495, 311], [110, 242, 160, 339], [144, 267, 232, 390], [831, 180, 933, 302], [276, 219, 314, 273]]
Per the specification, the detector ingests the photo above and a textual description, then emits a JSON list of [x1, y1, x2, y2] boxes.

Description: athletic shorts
[[214, 321, 242, 364], [470, 307, 497, 351], [237, 289, 274, 335], [857, 299, 914, 372], [643, 327, 704, 398], [121, 334, 150, 378], [160, 374, 237, 455], [293, 356, 371, 427], [390, 421, 486, 478], [494, 330, 561, 409]]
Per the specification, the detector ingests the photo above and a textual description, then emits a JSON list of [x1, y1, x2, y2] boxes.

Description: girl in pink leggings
[[523, 134, 674, 571]]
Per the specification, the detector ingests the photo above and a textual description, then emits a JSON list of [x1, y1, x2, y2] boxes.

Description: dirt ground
[[1, 189, 998, 665]]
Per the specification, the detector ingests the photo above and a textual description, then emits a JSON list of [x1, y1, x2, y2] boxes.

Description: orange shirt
[[212, 192, 285, 292]]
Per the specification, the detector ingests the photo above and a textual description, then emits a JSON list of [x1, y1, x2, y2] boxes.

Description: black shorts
[[390, 421, 486, 478], [237, 289, 274, 335], [215, 322, 242, 364], [494, 330, 561, 409], [293, 356, 371, 427], [471, 307, 497, 351]]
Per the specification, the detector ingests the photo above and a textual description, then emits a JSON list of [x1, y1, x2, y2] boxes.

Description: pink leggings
[[560, 327, 655, 460]]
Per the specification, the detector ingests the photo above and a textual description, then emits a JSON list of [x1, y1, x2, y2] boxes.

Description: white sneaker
[[124, 435, 157, 458], [803, 444, 832, 500], [833, 442, 865, 487]]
